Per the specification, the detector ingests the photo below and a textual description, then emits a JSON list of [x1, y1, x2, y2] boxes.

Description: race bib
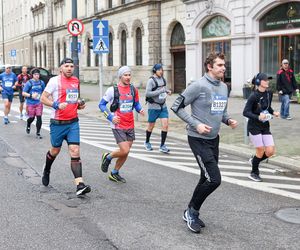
[[32, 92, 41, 100], [211, 95, 227, 114], [159, 92, 167, 100], [119, 100, 133, 113], [4, 81, 13, 87], [66, 89, 79, 104]]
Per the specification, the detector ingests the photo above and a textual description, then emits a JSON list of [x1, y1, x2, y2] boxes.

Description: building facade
[[1, 0, 300, 95], [183, 0, 300, 95]]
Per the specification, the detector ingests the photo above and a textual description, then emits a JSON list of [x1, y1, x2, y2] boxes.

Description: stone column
[[148, 1, 161, 65]]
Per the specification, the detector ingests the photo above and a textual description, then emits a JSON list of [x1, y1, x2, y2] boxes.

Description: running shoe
[[26, 126, 30, 134], [144, 142, 153, 151], [76, 182, 91, 196], [36, 133, 42, 139], [101, 153, 111, 173], [248, 172, 262, 182], [286, 116, 292, 120], [3, 117, 9, 125], [183, 209, 205, 227], [42, 166, 50, 186], [185, 207, 203, 233], [108, 172, 126, 183], [159, 144, 170, 153], [19, 114, 23, 120]]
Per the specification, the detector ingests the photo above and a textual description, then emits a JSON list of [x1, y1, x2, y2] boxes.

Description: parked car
[[0, 65, 56, 85]]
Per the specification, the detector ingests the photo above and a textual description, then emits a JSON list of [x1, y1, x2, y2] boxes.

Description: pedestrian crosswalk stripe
[[4, 104, 300, 201]]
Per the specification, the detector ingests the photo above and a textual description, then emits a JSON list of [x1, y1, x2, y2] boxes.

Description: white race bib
[[119, 100, 133, 113], [159, 92, 167, 100], [4, 81, 13, 87], [66, 89, 79, 104], [211, 95, 227, 114]]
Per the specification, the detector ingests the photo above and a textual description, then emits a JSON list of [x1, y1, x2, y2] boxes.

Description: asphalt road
[[0, 106, 299, 250]]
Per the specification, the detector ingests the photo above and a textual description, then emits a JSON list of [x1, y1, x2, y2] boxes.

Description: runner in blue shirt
[[22, 68, 45, 138], [0, 65, 18, 124]]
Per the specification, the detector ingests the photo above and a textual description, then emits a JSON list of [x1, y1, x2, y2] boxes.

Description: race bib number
[[4, 81, 13, 87], [211, 95, 227, 114], [66, 89, 79, 104], [119, 100, 133, 113], [32, 92, 41, 100]]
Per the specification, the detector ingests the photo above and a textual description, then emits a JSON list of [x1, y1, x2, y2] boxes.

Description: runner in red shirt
[[40, 57, 91, 196], [17, 66, 31, 119], [99, 66, 145, 183]]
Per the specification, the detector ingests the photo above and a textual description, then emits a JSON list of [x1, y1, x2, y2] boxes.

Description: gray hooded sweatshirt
[[145, 76, 169, 110], [172, 73, 230, 139]]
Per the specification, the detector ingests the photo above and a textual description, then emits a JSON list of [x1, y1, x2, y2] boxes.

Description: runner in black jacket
[[243, 73, 279, 182]]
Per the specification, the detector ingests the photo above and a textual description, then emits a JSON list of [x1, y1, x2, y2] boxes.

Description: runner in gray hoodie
[[171, 52, 237, 233], [144, 64, 172, 153]]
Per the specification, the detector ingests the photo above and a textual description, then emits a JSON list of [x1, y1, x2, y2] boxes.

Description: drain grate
[[275, 207, 300, 224]]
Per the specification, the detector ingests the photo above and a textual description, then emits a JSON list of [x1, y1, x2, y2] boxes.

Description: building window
[[108, 0, 112, 8], [95, 54, 99, 66], [121, 0, 126, 4], [260, 2, 300, 32], [136, 28, 142, 65], [35, 46, 38, 66], [87, 37, 91, 67], [44, 44, 47, 67], [57, 42, 61, 67], [259, 2, 300, 77], [121, 30, 127, 65], [202, 16, 230, 39], [39, 44, 42, 67], [108, 32, 113, 66], [171, 23, 185, 47]]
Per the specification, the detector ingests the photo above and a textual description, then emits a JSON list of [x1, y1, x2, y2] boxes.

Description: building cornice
[[30, 2, 45, 13]]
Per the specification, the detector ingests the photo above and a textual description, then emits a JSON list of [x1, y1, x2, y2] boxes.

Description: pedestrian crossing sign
[[93, 37, 109, 53]]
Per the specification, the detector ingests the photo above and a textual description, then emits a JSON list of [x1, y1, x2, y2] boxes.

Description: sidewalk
[[79, 83, 300, 172]]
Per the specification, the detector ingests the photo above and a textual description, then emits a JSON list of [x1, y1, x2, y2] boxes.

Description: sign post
[[92, 20, 109, 99], [68, 0, 84, 82]]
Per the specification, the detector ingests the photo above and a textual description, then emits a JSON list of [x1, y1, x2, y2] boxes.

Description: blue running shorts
[[148, 107, 169, 123], [50, 121, 80, 148], [2, 93, 13, 102]]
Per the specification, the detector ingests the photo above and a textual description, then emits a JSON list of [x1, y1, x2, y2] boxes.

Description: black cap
[[252, 73, 272, 85], [31, 68, 40, 74], [60, 57, 74, 66]]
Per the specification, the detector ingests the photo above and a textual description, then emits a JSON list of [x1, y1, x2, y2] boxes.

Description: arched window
[[171, 23, 185, 47], [43, 43, 47, 67], [86, 37, 91, 67], [108, 32, 113, 66], [202, 16, 231, 82], [57, 42, 61, 67], [136, 27, 142, 65], [121, 30, 127, 65]]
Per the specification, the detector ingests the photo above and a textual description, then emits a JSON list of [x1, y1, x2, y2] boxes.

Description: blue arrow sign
[[93, 20, 109, 37], [11, 49, 16, 57]]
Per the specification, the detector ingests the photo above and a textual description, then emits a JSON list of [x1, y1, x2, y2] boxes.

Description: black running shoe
[[101, 153, 111, 173], [26, 126, 30, 134], [76, 182, 91, 196], [248, 172, 262, 182], [42, 169, 50, 186], [36, 133, 42, 139], [183, 209, 205, 227], [108, 172, 126, 183], [185, 208, 204, 233]]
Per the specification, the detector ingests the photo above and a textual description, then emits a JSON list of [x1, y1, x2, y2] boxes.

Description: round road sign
[[67, 19, 84, 36]]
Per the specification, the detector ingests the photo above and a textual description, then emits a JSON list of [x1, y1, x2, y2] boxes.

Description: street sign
[[92, 20, 109, 53], [67, 19, 84, 36], [70, 42, 81, 53], [11, 49, 16, 57]]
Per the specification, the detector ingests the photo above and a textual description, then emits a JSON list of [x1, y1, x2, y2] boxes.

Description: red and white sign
[[67, 19, 84, 36]]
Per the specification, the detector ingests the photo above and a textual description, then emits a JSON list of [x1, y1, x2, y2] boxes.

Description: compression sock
[[146, 130, 152, 143], [161, 131, 168, 146]]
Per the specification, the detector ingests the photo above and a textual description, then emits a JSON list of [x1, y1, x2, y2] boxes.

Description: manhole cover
[[275, 207, 300, 224]]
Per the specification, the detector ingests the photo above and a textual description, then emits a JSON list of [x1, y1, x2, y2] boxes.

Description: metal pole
[[99, 53, 103, 98], [71, 0, 79, 80]]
